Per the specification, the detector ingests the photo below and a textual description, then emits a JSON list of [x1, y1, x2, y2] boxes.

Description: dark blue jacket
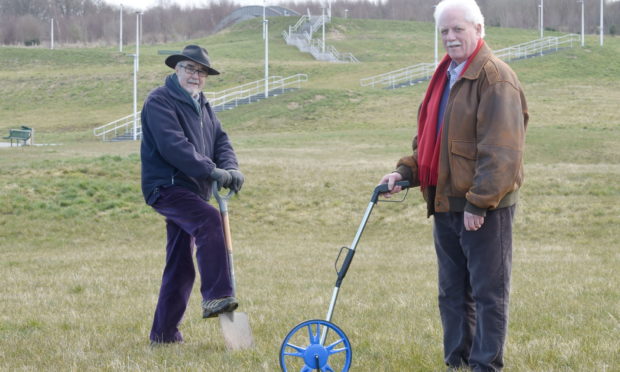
[[140, 74, 238, 204]]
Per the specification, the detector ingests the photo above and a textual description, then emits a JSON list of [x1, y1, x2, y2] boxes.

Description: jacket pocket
[[449, 140, 476, 193]]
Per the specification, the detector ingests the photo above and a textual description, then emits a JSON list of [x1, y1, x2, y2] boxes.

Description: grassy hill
[[0, 16, 619, 371]]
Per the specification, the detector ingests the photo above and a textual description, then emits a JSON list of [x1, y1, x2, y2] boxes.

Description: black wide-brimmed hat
[[165, 45, 220, 75]]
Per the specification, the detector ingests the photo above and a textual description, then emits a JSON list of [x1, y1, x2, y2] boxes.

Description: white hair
[[434, 0, 486, 38]]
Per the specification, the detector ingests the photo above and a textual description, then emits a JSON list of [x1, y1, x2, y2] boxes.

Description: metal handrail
[[94, 74, 308, 141], [495, 34, 579, 62], [291, 15, 309, 32], [204, 76, 283, 101], [209, 74, 308, 108], [307, 39, 359, 63], [360, 34, 580, 88], [283, 10, 357, 63], [360, 62, 435, 88], [93, 112, 141, 141]]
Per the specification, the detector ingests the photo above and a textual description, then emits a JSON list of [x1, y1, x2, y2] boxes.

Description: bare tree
[[0, 0, 617, 46]]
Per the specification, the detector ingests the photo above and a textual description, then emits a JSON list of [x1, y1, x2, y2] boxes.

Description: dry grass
[[1, 19, 619, 372]]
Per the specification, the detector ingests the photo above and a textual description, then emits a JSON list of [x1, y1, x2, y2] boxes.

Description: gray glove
[[210, 168, 232, 190], [228, 169, 245, 192]]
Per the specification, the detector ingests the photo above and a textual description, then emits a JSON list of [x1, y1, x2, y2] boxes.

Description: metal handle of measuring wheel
[[371, 180, 410, 204], [335, 247, 355, 287]]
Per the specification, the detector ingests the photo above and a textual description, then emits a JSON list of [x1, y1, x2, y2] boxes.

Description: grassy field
[[1, 16, 619, 371]]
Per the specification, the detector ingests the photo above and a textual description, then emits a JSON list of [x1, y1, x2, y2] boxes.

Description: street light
[[600, 0, 604, 46], [133, 11, 142, 141], [434, 13, 438, 68], [263, 1, 269, 98], [322, 6, 326, 54], [119, 4, 123, 52], [578, 0, 585, 47], [50, 18, 54, 50], [539, 0, 544, 38], [433, 5, 438, 68]]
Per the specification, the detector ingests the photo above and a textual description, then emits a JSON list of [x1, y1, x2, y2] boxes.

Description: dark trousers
[[433, 206, 514, 372], [149, 186, 233, 343]]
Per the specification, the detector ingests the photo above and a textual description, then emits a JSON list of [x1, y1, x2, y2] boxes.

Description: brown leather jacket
[[396, 43, 528, 217]]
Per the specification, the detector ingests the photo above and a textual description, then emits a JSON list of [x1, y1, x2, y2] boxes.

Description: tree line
[[1, 0, 618, 46]]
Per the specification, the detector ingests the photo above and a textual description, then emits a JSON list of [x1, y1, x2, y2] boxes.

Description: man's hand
[[228, 169, 245, 192], [464, 211, 485, 231], [210, 168, 232, 190], [378, 172, 403, 198]]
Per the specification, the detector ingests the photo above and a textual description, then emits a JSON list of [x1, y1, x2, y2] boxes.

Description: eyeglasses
[[179, 64, 208, 77]]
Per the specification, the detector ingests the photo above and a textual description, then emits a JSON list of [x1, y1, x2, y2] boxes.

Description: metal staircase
[[282, 10, 359, 63]]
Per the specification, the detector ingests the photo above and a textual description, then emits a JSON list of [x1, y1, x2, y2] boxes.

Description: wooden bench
[[3, 128, 32, 147]]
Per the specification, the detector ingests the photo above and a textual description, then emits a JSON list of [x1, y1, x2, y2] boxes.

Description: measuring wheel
[[279, 319, 352, 372]]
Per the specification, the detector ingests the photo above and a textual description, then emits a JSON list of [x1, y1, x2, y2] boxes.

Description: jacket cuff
[[465, 201, 487, 217], [395, 165, 413, 183]]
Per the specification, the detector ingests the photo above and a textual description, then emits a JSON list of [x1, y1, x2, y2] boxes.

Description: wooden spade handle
[[221, 211, 233, 254]]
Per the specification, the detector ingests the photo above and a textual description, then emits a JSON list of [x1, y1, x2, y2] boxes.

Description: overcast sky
[[102, 0, 616, 12], [102, 0, 364, 11]]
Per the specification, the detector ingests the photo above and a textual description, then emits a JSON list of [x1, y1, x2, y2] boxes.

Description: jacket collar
[[460, 41, 492, 81], [165, 73, 202, 114]]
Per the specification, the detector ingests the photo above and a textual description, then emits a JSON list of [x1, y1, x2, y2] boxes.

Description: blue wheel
[[279, 319, 352, 372]]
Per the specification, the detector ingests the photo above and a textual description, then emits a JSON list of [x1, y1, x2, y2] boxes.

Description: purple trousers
[[149, 186, 233, 343], [433, 206, 515, 372]]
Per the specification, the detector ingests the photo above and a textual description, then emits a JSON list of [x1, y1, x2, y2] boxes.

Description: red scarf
[[417, 39, 484, 189]]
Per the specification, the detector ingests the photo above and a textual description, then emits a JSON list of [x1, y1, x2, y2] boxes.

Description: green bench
[[3, 127, 32, 146]]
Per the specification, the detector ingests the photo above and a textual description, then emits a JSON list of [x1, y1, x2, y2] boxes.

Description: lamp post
[[434, 14, 438, 68], [600, 0, 604, 46], [263, 1, 269, 98], [539, 0, 544, 38], [135, 12, 141, 70], [133, 12, 141, 141], [119, 4, 123, 52], [322, 6, 326, 54], [578, 0, 585, 47], [131, 53, 138, 141], [50, 18, 54, 50]]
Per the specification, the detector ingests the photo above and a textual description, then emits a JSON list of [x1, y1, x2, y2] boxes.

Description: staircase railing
[[360, 62, 435, 88], [207, 74, 308, 109], [94, 74, 308, 141], [93, 112, 141, 141], [360, 34, 580, 89], [283, 9, 359, 63], [495, 33, 580, 62], [308, 39, 359, 63]]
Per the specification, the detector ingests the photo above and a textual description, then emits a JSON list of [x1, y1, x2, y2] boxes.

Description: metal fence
[[360, 62, 435, 88], [360, 34, 580, 89], [494, 34, 580, 62], [93, 113, 141, 142], [94, 74, 308, 141], [206, 74, 308, 109]]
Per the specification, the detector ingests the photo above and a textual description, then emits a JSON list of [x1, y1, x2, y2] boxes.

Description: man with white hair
[[379, 0, 528, 370]]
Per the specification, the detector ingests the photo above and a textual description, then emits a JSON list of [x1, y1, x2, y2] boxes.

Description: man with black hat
[[140, 44, 245, 345]]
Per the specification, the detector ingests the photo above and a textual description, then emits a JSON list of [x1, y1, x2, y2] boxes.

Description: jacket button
[[436, 201, 441, 206]]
